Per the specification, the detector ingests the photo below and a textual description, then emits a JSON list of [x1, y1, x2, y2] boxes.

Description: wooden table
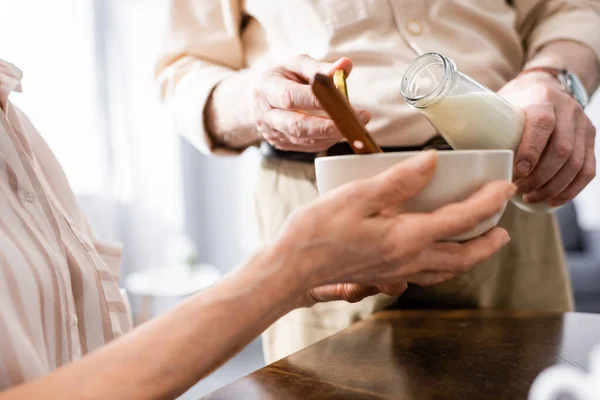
[[203, 310, 600, 399]]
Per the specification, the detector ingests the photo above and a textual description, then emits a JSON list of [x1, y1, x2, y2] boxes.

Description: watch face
[[566, 71, 590, 108]]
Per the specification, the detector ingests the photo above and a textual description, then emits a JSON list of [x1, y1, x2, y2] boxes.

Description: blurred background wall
[[1, 0, 599, 397], [1, 0, 262, 279]]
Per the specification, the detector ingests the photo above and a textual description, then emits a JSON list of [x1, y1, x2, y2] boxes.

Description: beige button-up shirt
[[0, 60, 132, 390], [157, 0, 600, 154]]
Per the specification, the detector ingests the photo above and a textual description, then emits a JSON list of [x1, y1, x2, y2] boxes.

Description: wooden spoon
[[310, 72, 382, 154]]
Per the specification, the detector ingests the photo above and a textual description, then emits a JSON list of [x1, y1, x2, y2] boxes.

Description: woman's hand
[[276, 151, 515, 307]]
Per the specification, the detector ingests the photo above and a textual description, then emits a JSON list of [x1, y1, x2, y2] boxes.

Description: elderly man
[[0, 57, 515, 397], [156, 0, 600, 363]]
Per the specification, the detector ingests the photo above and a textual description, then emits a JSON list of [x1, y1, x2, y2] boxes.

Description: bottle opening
[[401, 53, 456, 109]]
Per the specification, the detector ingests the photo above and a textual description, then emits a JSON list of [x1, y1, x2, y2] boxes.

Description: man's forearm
[[2, 244, 305, 400], [524, 40, 600, 95], [204, 70, 262, 150]]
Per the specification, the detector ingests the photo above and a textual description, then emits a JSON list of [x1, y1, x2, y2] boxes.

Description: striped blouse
[[0, 59, 132, 390]]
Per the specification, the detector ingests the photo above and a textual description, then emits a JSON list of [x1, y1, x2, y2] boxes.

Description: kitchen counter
[[203, 310, 600, 399]]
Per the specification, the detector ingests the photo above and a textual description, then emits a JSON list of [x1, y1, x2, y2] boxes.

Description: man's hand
[[499, 71, 596, 207], [206, 54, 370, 152], [277, 151, 515, 307], [252, 55, 370, 152]]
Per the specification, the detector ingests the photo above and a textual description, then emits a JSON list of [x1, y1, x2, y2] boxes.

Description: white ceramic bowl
[[315, 150, 514, 241]]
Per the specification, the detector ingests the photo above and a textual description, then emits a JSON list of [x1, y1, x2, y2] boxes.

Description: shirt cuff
[[163, 63, 244, 156], [527, 8, 600, 62]]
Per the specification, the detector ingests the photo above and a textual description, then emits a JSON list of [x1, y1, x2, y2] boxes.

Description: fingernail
[[523, 194, 537, 204], [516, 160, 531, 175], [359, 111, 371, 124], [507, 184, 517, 197], [502, 235, 511, 246]]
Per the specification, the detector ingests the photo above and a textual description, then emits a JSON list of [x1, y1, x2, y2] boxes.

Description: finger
[[549, 127, 597, 207], [517, 98, 577, 193], [513, 103, 555, 179], [323, 57, 353, 77], [283, 54, 353, 81], [257, 122, 286, 143], [406, 272, 456, 287], [267, 134, 340, 152], [295, 108, 372, 125], [416, 181, 515, 241], [523, 115, 588, 204], [376, 282, 408, 296], [276, 139, 340, 152], [259, 124, 332, 152], [266, 109, 343, 140], [260, 110, 342, 151], [269, 108, 370, 139], [265, 73, 366, 112], [264, 79, 322, 110], [356, 150, 438, 214], [308, 283, 379, 304], [406, 228, 510, 276]]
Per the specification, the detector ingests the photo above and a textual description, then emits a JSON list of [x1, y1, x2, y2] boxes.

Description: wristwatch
[[518, 66, 590, 108]]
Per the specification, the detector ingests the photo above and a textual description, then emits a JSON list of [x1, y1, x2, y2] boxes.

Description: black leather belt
[[260, 137, 452, 163]]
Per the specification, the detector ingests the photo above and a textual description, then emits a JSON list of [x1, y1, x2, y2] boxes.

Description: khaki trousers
[[254, 157, 574, 364]]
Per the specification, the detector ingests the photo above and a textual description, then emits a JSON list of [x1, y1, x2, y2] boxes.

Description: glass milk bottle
[[400, 52, 553, 213]]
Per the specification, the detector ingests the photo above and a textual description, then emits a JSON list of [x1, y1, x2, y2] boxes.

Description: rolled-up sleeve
[[156, 0, 245, 155], [515, 0, 600, 61]]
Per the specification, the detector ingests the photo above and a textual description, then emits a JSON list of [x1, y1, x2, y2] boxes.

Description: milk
[[421, 92, 525, 151], [421, 92, 552, 213]]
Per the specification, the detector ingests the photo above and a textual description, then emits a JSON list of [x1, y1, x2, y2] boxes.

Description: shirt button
[[406, 20, 424, 35], [22, 191, 36, 203]]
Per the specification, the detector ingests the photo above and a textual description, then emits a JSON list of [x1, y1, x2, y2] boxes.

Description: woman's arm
[[2, 246, 304, 400], [1, 152, 514, 400]]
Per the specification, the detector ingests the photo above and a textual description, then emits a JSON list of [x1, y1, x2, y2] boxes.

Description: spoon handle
[[311, 73, 383, 154]]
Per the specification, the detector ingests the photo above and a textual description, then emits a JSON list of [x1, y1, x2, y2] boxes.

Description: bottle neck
[[401, 53, 458, 109]]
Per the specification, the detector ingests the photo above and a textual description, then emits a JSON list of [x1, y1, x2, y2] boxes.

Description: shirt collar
[[0, 59, 23, 110]]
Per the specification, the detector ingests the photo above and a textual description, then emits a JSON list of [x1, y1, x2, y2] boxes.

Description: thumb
[[513, 103, 555, 179], [286, 54, 354, 81], [359, 150, 438, 214], [323, 57, 353, 77]]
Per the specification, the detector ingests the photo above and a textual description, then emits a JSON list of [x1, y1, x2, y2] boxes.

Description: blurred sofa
[[555, 201, 600, 313]]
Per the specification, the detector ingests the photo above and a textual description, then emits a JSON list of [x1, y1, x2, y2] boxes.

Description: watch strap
[[517, 66, 589, 108]]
